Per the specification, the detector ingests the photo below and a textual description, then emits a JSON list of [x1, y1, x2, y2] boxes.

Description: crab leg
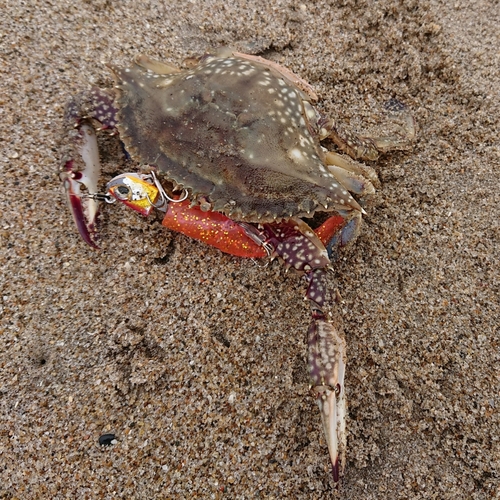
[[104, 172, 356, 261], [306, 270, 346, 482], [105, 176, 351, 479], [254, 218, 347, 482], [103, 173, 268, 258], [161, 199, 268, 258]]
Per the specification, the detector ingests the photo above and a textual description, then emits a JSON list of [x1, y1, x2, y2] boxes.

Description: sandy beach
[[1, 0, 498, 498]]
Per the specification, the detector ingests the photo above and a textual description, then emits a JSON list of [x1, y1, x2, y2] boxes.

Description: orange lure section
[[314, 214, 345, 247], [162, 200, 267, 258], [163, 200, 347, 259]]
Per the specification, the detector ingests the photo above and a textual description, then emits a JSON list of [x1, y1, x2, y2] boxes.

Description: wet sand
[[1, 0, 498, 498]]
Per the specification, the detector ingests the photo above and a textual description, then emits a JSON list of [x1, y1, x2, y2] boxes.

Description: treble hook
[[146, 170, 188, 204], [236, 221, 274, 257]]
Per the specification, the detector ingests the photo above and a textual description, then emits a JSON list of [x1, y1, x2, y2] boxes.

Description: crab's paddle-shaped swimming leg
[[59, 89, 119, 247]]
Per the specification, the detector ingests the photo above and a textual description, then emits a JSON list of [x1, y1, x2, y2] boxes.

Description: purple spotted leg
[[59, 88, 119, 247], [254, 218, 347, 482]]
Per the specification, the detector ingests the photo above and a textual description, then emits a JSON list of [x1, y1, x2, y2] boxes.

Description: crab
[[60, 47, 415, 484]]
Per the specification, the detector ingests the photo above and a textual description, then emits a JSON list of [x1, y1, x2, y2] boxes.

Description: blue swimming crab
[[60, 47, 415, 483]]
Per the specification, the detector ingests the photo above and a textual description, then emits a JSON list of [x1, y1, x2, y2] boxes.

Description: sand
[[1, 0, 498, 498]]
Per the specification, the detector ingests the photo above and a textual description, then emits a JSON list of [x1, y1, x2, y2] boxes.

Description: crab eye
[[114, 184, 131, 200]]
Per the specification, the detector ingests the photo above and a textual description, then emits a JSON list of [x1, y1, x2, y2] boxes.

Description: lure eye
[[113, 184, 131, 200]]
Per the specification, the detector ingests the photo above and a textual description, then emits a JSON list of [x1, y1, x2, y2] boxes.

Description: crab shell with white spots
[[105, 47, 363, 223]]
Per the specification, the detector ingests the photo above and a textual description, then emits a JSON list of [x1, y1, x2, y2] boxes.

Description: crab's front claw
[[60, 123, 102, 248], [308, 315, 347, 483]]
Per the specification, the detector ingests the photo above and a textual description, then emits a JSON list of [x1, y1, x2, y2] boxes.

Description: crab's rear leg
[[59, 88, 118, 247], [320, 98, 416, 161]]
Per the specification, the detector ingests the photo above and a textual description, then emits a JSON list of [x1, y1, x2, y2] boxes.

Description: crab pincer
[[59, 125, 101, 248], [256, 220, 347, 481], [308, 289, 347, 482], [102, 176, 349, 480], [60, 89, 119, 247]]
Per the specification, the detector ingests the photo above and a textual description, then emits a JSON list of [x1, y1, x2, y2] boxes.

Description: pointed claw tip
[[62, 175, 100, 249], [68, 192, 99, 249], [332, 457, 340, 483]]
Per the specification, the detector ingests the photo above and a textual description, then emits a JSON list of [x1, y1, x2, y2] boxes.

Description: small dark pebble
[[99, 433, 116, 446]]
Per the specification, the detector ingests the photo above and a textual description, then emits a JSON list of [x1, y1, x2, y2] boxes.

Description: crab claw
[[308, 315, 347, 482], [60, 124, 102, 248]]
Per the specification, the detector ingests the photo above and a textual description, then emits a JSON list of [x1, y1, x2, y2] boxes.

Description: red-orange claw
[[162, 200, 267, 259], [308, 317, 347, 483]]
